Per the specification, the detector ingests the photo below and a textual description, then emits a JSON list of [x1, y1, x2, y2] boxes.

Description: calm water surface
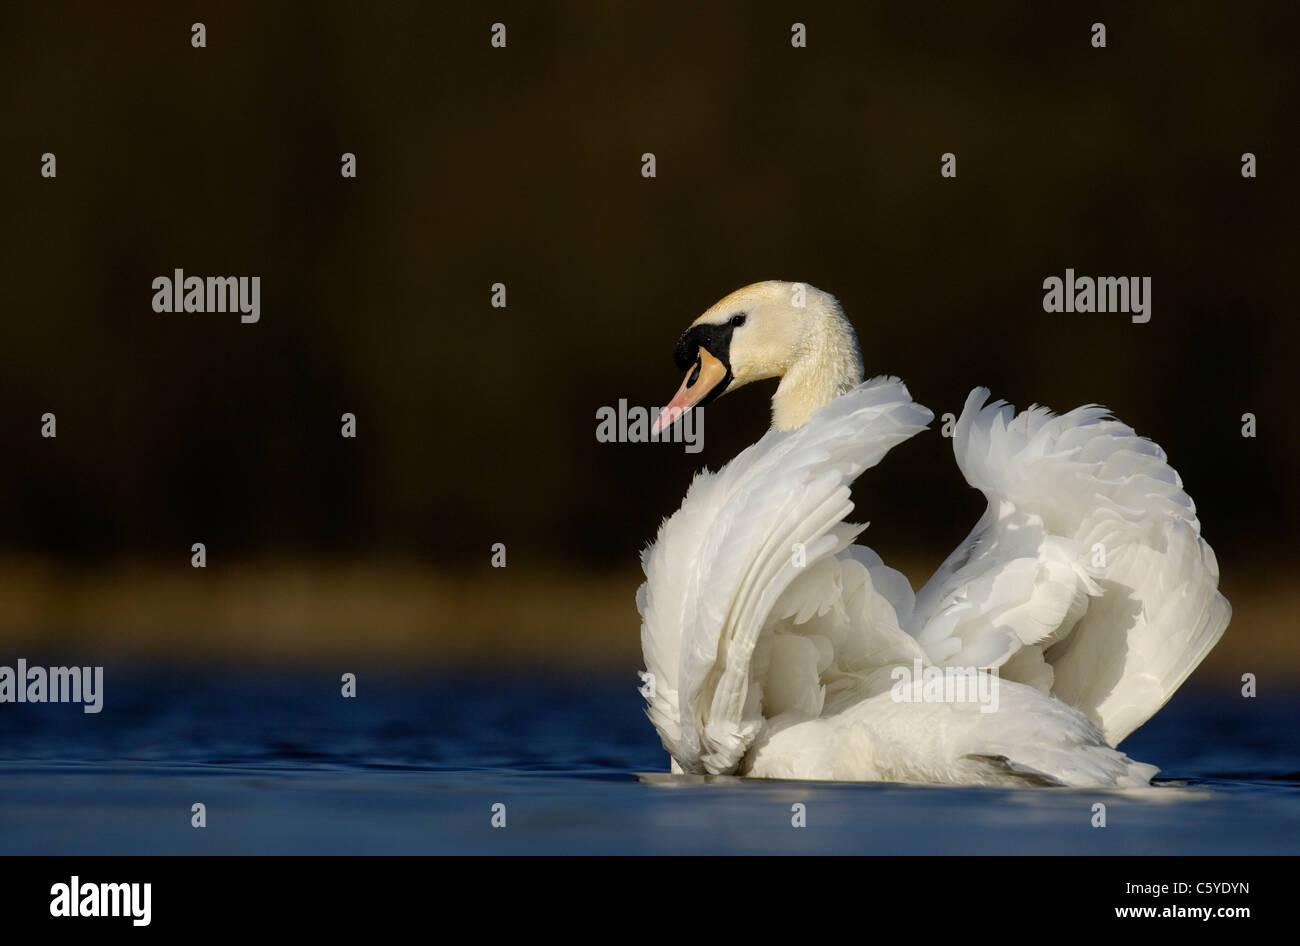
[[0, 667, 1296, 854]]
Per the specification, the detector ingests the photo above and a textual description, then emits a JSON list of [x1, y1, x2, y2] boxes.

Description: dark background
[[0, 2, 1295, 667]]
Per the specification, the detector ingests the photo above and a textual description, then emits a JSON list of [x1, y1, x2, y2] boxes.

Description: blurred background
[[0, 0, 1296, 683]]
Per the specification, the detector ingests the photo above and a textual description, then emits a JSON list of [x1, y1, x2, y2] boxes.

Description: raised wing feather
[[638, 377, 932, 773], [910, 388, 1229, 745]]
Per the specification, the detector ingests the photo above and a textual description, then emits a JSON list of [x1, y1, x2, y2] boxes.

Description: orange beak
[[652, 347, 729, 435]]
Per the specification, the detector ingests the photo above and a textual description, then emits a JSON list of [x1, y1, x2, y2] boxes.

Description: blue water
[[0, 666, 1296, 854]]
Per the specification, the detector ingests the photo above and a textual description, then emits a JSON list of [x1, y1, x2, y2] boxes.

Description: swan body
[[638, 282, 1229, 787]]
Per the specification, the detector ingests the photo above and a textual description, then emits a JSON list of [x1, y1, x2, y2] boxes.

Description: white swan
[[638, 281, 1229, 787]]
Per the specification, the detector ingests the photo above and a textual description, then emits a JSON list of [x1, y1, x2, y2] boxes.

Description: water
[[1, 667, 1296, 854]]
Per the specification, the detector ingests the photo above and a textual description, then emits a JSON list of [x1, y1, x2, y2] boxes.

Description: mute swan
[[638, 281, 1229, 787]]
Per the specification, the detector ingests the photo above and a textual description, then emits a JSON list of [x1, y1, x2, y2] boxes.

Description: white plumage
[[638, 282, 1229, 788]]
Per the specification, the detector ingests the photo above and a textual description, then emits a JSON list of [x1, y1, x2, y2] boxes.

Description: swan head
[[653, 281, 864, 433]]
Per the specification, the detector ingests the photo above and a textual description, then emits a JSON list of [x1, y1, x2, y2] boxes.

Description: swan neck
[[770, 306, 863, 431]]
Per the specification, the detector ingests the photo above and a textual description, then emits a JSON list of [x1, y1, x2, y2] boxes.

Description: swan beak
[[653, 347, 728, 434]]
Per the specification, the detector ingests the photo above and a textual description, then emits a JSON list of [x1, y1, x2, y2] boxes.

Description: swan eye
[[730, 313, 747, 327]]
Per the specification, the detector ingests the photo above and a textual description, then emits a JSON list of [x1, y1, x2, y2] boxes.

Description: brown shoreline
[[0, 559, 1291, 678]]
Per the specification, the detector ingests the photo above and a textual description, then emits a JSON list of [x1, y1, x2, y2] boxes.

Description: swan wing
[[910, 388, 1230, 745], [638, 377, 932, 773]]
